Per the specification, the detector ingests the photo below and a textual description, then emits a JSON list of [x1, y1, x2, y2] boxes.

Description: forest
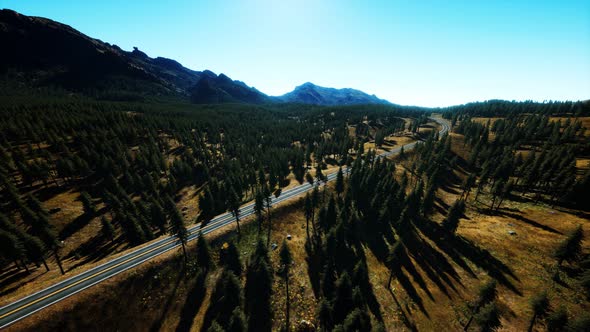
[[1, 95, 589, 331]]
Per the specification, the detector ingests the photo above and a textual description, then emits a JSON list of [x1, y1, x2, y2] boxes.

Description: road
[[0, 117, 450, 329]]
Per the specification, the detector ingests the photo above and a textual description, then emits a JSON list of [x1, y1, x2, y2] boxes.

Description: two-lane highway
[[0, 117, 450, 329]]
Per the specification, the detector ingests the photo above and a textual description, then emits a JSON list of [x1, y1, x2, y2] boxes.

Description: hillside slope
[[0, 9, 268, 103]]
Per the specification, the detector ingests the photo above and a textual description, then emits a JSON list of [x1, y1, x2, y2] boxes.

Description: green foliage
[[546, 306, 568, 332], [568, 312, 590, 332], [101, 216, 115, 242], [441, 199, 465, 233], [554, 225, 584, 266], [220, 241, 242, 276], [80, 191, 96, 215], [245, 242, 273, 332], [475, 302, 501, 332]]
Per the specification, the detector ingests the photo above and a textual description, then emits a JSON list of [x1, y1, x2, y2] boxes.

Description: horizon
[[1, 1, 589, 107]]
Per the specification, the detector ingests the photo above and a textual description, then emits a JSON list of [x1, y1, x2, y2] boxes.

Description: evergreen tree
[[149, 199, 168, 234], [206, 270, 242, 331], [0, 230, 26, 272], [254, 189, 265, 236], [101, 216, 115, 243], [38, 225, 65, 275], [554, 225, 584, 266], [546, 306, 568, 332], [317, 298, 333, 332], [221, 241, 242, 276], [335, 167, 345, 197], [169, 207, 189, 262], [333, 272, 354, 324], [228, 307, 246, 332], [464, 280, 497, 331], [199, 187, 216, 221], [527, 292, 549, 332], [80, 191, 96, 215], [279, 240, 292, 332], [245, 256, 273, 332], [475, 302, 501, 332], [441, 199, 465, 233], [22, 233, 49, 271], [227, 188, 241, 237]]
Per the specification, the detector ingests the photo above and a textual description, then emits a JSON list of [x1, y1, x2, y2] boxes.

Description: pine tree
[[199, 187, 216, 221], [254, 189, 265, 236], [227, 188, 241, 237], [422, 184, 436, 217], [0, 230, 26, 272], [280, 240, 292, 332], [80, 191, 96, 215], [333, 272, 354, 324], [441, 199, 465, 233], [221, 241, 242, 276], [245, 254, 273, 332], [527, 292, 549, 332], [228, 307, 246, 332], [546, 306, 568, 332], [23, 233, 49, 271], [464, 280, 497, 331], [335, 167, 345, 198], [474, 302, 501, 332], [554, 225, 584, 266], [101, 216, 115, 243], [317, 298, 333, 331], [170, 207, 189, 262], [38, 225, 65, 275], [149, 199, 168, 234]]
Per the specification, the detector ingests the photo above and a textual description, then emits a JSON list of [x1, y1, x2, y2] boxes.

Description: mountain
[[0, 9, 389, 105], [275, 82, 391, 105], [0, 9, 268, 103]]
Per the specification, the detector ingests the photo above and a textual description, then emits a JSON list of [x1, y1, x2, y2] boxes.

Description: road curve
[[0, 117, 450, 328]]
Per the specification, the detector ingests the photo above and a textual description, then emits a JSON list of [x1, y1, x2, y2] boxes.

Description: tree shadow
[[351, 241, 383, 324], [495, 210, 562, 235], [391, 263, 430, 318], [149, 263, 187, 332], [387, 287, 418, 332], [0, 268, 47, 298], [418, 219, 522, 296], [305, 241, 322, 299], [64, 235, 120, 271], [33, 183, 71, 202], [59, 213, 93, 239], [404, 228, 463, 299], [175, 270, 208, 332]]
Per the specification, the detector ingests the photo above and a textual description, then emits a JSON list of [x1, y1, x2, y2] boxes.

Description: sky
[[2, 0, 590, 107]]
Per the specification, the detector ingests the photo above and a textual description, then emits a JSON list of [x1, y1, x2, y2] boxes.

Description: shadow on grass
[[175, 270, 208, 332], [64, 235, 121, 271], [59, 213, 93, 239], [417, 219, 522, 296], [388, 287, 418, 332], [496, 210, 562, 235], [149, 262, 187, 332]]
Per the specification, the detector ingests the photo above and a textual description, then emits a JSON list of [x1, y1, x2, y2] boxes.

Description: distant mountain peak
[[276, 82, 390, 105]]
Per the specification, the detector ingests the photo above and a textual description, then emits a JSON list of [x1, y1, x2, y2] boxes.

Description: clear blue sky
[[2, 0, 589, 106]]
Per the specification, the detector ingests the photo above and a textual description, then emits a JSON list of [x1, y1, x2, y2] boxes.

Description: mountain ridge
[[274, 82, 391, 105], [0, 9, 390, 105]]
